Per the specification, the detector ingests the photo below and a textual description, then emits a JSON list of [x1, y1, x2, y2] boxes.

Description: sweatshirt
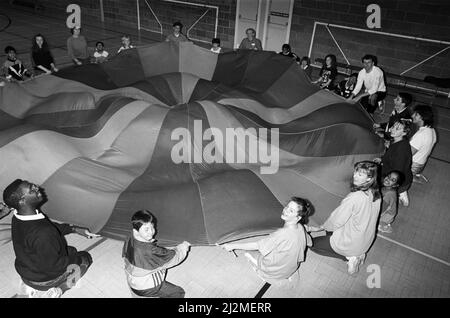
[[67, 35, 88, 60], [11, 211, 77, 282], [323, 191, 381, 257], [352, 65, 386, 96], [381, 138, 413, 190], [122, 236, 188, 291]]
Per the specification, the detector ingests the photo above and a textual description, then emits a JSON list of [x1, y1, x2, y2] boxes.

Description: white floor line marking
[[378, 234, 450, 267]]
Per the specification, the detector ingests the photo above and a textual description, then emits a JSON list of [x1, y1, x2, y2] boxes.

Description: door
[[263, 0, 294, 52], [234, 0, 261, 48]]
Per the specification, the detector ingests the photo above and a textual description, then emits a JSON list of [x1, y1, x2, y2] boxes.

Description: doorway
[[234, 0, 294, 52]]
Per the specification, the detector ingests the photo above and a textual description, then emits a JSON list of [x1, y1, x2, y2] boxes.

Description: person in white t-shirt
[[409, 105, 437, 183], [210, 38, 222, 53], [117, 35, 134, 53], [347, 54, 386, 114], [93, 41, 109, 63]]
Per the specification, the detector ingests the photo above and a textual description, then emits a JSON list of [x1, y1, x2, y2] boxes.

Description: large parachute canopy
[[0, 42, 383, 245]]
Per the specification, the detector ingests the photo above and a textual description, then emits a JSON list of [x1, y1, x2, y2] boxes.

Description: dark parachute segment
[[0, 42, 383, 245]]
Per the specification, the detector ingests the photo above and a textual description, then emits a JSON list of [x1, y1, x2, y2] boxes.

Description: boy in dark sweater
[[122, 210, 190, 298], [374, 120, 413, 207], [373, 92, 412, 139], [3, 179, 98, 298]]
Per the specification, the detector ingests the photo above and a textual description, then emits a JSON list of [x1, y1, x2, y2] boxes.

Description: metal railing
[[137, 0, 163, 39], [137, 0, 218, 44], [308, 21, 450, 98]]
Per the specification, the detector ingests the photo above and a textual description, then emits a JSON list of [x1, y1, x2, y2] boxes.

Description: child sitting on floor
[[3, 46, 32, 81], [222, 197, 313, 284], [122, 210, 190, 298], [93, 41, 109, 63], [335, 73, 358, 98], [378, 171, 402, 233], [210, 38, 222, 53], [300, 56, 312, 79], [117, 35, 134, 53]]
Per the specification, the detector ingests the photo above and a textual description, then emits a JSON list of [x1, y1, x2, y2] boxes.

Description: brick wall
[[29, 0, 450, 79], [289, 0, 450, 79], [35, 0, 236, 49], [135, 0, 236, 48]]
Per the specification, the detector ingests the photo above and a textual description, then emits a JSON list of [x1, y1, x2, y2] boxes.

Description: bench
[[314, 58, 450, 100]]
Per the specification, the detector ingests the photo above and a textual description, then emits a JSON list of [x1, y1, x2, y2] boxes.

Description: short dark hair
[[282, 44, 291, 51], [398, 92, 412, 107], [289, 197, 314, 224], [96, 41, 104, 47], [173, 21, 183, 28], [245, 28, 256, 34], [131, 210, 156, 231], [300, 56, 310, 64], [413, 104, 434, 127], [212, 38, 220, 45], [362, 54, 376, 63], [3, 179, 24, 210], [4, 46, 16, 54], [387, 170, 403, 187]]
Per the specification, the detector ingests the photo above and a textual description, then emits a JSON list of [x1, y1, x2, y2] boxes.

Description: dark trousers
[[23, 248, 92, 292], [360, 91, 387, 114], [309, 232, 347, 261], [132, 281, 185, 298]]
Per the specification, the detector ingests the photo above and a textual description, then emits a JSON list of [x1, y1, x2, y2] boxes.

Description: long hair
[[324, 54, 337, 68], [351, 161, 380, 202], [32, 34, 50, 53]]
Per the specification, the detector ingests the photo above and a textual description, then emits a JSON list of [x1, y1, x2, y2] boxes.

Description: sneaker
[[359, 253, 366, 265], [378, 223, 393, 233], [378, 100, 385, 113], [244, 252, 257, 266], [399, 191, 409, 207], [346, 256, 362, 275], [39, 287, 63, 298], [413, 174, 428, 184]]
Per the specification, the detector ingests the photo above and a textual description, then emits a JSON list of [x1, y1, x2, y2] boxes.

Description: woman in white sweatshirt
[[307, 161, 381, 274]]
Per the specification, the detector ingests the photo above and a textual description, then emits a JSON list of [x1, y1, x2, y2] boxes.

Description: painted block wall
[[22, 0, 450, 79]]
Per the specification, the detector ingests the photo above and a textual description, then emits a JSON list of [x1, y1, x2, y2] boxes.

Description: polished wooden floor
[[0, 3, 449, 298]]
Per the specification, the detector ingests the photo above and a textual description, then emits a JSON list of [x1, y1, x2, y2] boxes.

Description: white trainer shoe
[[346, 255, 364, 274], [399, 191, 409, 207]]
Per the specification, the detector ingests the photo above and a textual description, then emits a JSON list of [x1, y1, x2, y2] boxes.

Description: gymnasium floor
[[0, 3, 449, 298]]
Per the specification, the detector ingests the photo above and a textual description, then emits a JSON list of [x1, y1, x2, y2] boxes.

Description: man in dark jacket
[[3, 179, 99, 297]]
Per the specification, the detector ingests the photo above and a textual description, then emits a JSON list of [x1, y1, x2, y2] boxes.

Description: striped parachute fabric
[[0, 42, 383, 245]]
